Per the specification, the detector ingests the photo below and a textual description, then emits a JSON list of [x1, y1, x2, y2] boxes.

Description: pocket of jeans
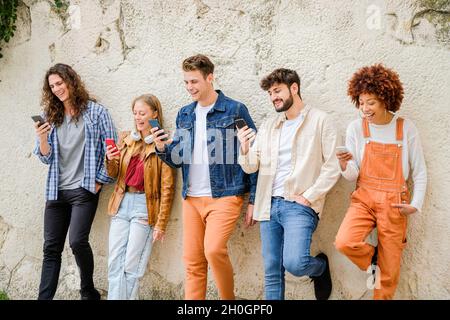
[[133, 210, 149, 222], [292, 199, 312, 210], [73, 187, 96, 201], [291, 200, 318, 220], [215, 117, 235, 139]]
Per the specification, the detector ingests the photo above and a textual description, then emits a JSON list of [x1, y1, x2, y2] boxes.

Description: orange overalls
[[335, 117, 410, 300]]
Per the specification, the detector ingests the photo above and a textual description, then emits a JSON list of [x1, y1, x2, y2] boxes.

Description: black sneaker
[[371, 245, 378, 266], [80, 288, 101, 300], [310, 253, 332, 300], [370, 246, 378, 285]]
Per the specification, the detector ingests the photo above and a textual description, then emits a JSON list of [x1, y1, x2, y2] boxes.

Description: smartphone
[[235, 118, 248, 130], [148, 119, 168, 141], [336, 146, 349, 154], [105, 138, 118, 151], [31, 115, 45, 126]]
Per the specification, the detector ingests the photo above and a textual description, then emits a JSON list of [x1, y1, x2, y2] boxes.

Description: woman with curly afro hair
[[33, 63, 117, 300], [334, 64, 427, 299]]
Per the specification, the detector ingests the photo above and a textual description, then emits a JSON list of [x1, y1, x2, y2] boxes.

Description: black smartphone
[[148, 119, 168, 141], [235, 118, 248, 130], [31, 115, 45, 126]]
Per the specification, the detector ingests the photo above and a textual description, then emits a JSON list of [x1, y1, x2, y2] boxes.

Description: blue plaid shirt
[[33, 101, 118, 200]]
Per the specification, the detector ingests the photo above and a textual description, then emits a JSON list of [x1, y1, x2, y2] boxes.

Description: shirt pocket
[[177, 120, 194, 148], [179, 120, 193, 130], [215, 116, 236, 138], [213, 116, 236, 156]]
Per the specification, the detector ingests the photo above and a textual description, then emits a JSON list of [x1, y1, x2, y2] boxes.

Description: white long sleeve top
[[341, 115, 427, 211]]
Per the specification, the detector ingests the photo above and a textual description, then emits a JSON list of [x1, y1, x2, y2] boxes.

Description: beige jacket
[[238, 105, 341, 220]]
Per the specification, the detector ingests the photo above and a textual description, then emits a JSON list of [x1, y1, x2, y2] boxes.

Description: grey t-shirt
[[57, 114, 86, 190]]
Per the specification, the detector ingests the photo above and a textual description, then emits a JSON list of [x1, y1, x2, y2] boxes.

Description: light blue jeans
[[260, 197, 326, 300], [108, 193, 153, 300]]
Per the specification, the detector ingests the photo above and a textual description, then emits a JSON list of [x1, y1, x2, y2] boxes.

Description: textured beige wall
[[0, 0, 449, 299]]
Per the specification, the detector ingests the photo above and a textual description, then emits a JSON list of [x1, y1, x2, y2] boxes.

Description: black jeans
[[38, 187, 100, 300]]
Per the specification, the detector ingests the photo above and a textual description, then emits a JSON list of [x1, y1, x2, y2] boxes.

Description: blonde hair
[[131, 94, 165, 158]]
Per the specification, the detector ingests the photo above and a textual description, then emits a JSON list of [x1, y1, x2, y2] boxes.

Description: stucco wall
[[0, 0, 449, 300]]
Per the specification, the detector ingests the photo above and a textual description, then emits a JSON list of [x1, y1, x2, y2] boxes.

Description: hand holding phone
[[32, 115, 51, 139], [336, 146, 352, 171], [105, 138, 120, 160], [335, 146, 349, 155], [149, 119, 168, 141], [235, 118, 248, 130], [106, 138, 118, 150], [235, 118, 256, 155], [31, 115, 45, 126]]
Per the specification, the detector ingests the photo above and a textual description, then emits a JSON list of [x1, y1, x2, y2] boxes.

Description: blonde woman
[[105, 94, 176, 300]]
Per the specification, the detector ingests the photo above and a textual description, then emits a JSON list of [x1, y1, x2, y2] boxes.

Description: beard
[[273, 92, 294, 113]]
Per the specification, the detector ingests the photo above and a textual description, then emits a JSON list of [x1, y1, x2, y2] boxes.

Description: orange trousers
[[182, 195, 243, 300], [335, 187, 407, 299]]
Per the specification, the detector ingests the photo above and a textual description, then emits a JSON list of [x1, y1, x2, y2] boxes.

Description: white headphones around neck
[[131, 131, 154, 144]]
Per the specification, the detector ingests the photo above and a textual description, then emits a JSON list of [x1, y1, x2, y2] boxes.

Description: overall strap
[[362, 118, 370, 138], [396, 117, 404, 141]]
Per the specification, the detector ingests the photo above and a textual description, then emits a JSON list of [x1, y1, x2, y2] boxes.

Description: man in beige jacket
[[237, 68, 340, 300]]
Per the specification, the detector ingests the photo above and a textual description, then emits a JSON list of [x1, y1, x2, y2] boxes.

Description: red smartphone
[[105, 138, 118, 151]]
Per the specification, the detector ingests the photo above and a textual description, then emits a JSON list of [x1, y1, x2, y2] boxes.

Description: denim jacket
[[156, 90, 257, 203]]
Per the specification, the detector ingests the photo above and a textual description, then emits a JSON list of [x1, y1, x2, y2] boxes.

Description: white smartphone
[[335, 146, 349, 154]]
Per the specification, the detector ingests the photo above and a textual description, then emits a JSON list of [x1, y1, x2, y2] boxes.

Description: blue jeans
[[108, 193, 153, 300], [260, 197, 325, 300]]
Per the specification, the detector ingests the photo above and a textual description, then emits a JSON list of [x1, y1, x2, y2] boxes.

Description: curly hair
[[347, 64, 404, 112], [260, 68, 302, 99], [41, 63, 94, 126]]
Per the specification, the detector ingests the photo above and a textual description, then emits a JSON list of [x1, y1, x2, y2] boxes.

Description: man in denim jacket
[[153, 54, 257, 300]]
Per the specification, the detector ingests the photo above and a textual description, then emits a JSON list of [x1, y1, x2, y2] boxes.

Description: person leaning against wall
[[334, 64, 427, 300], [237, 68, 341, 300], [104, 94, 176, 300], [33, 63, 117, 300], [151, 54, 258, 300]]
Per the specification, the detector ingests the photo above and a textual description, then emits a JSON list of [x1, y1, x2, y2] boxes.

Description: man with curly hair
[[237, 68, 341, 300], [33, 63, 117, 300], [334, 64, 427, 299]]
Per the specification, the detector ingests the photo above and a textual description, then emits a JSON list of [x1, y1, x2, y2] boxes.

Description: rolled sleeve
[[97, 107, 118, 184], [33, 138, 53, 165]]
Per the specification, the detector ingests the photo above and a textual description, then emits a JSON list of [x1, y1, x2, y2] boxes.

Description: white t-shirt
[[272, 112, 305, 197], [341, 114, 427, 211], [187, 103, 215, 197]]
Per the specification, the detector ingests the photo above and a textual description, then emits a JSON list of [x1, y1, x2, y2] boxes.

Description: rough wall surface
[[0, 0, 449, 299]]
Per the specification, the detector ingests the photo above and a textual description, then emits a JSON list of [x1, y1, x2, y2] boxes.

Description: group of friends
[[33, 54, 427, 300]]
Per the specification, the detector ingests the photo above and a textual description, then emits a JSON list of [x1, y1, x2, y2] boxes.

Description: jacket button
[[402, 200, 407, 204]]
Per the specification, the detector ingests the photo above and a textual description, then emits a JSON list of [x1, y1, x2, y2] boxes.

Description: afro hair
[[347, 64, 404, 112]]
